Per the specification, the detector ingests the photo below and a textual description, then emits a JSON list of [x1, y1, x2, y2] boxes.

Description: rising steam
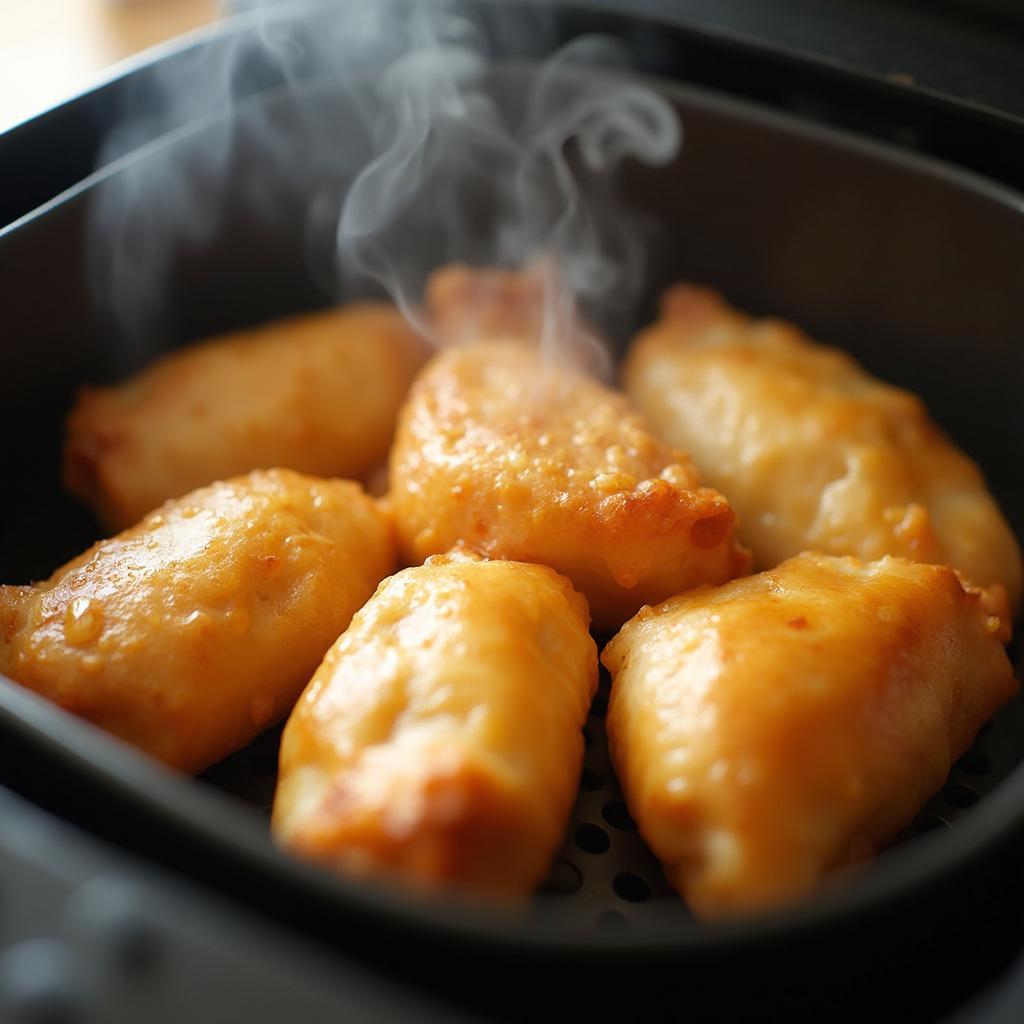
[[88, 0, 683, 369]]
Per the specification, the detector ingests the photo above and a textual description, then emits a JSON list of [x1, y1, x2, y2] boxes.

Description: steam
[[88, 0, 683, 371]]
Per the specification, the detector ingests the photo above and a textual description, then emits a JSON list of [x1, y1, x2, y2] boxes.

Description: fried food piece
[[273, 550, 597, 897], [603, 552, 1017, 918], [424, 263, 600, 367], [389, 340, 749, 631], [623, 285, 1023, 615], [0, 469, 395, 773], [65, 303, 427, 530], [426, 263, 554, 345]]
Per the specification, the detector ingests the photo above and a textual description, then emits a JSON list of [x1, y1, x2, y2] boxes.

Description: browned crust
[[285, 753, 547, 898]]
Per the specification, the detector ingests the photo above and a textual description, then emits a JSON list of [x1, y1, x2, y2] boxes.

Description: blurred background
[[3, 1, 1023, 135], [0, 0, 220, 131]]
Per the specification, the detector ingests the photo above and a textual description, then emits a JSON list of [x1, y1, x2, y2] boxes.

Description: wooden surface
[[0, 0, 219, 131]]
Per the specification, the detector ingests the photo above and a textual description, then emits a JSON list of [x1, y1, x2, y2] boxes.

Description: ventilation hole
[[108, 917, 163, 978], [574, 823, 611, 854], [589, 693, 609, 719], [540, 861, 583, 896], [955, 752, 991, 777], [602, 800, 635, 831], [613, 873, 651, 903], [579, 767, 604, 792], [248, 751, 277, 777], [596, 909, 631, 932], [582, 725, 594, 748], [944, 783, 980, 809]]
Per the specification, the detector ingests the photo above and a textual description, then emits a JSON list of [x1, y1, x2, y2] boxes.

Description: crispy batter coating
[[426, 263, 553, 345], [624, 285, 1023, 616], [65, 303, 427, 530], [389, 340, 749, 631], [0, 469, 395, 773], [273, 550, 597, 896], [425, 263, 616, 378], [603, 552, 1017, 918]]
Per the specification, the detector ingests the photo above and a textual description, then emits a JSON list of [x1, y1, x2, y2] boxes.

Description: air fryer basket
[[3, 51, 1024, 1021]]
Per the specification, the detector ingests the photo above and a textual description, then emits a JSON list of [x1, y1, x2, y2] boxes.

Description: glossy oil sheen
[[1, 64, 1024, 1018]]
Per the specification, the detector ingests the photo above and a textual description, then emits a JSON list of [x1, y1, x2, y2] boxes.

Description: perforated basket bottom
[[201, 637, 1024, 930]]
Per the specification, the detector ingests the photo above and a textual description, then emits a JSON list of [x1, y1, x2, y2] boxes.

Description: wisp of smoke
[[88, 0, 683, 371]]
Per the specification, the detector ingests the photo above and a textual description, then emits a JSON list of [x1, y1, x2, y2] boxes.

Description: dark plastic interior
[[3, 66, 1024, 1018]]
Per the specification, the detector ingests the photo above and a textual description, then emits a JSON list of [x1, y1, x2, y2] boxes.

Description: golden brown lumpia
[[65, 304, 426, 530], [389, 331, 749, 631], [0, 469, 395, 773], [623, 285, 1022, 616], [273, 549, 597, 896], [603, 552, 1016, 918]]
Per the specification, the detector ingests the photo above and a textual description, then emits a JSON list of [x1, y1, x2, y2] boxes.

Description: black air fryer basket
[[3, 2, 1024, 1019]]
